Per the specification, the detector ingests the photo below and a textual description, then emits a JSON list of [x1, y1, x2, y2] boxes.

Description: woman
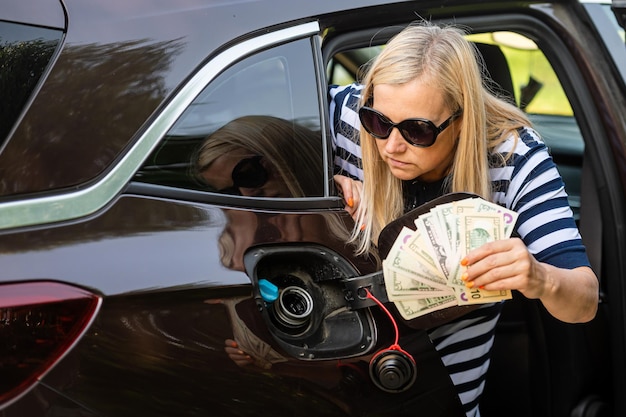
[[333, 22, 598, 416], [196, 115, 324, 198]]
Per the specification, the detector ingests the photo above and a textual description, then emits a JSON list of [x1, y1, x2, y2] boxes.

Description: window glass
[[469, 32, 584, 219], [0, 21, 61, 145], [136, 38, 325, 198], [600, 3, 625, 42]]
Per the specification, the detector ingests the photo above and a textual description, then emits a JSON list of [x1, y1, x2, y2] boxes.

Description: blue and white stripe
[[329, 84, 364, 180]]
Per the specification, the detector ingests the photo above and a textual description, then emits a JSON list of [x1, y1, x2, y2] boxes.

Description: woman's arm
[[461, 238, 599, 323]]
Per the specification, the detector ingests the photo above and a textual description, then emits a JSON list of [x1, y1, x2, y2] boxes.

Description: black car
[[1, 0, 625, 416]]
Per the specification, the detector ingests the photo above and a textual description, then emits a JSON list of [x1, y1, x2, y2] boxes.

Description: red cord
[[364, 288, 415, 363], [364, 287, 399, 345]]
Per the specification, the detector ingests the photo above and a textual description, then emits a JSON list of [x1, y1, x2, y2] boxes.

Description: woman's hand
[[333, 174, 362, 219], [461, 238, 598, 323], [461, 238, 544, 297], [224, 339, 254, 367]]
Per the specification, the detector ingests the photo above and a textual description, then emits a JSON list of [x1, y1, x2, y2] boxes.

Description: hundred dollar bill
[[383, 260, 452, 300], [395, 295, 458, 320], [454, 286, 512, 305]]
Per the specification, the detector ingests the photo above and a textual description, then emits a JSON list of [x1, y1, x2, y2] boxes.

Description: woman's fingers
[[333, 174, 362, 218], [224, 339, 254, 367]]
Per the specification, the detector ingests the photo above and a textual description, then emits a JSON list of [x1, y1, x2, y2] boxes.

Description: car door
[[2, 1, 625, 416], [0, 19, 467, 416]]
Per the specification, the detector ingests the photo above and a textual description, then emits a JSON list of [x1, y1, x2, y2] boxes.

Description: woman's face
[[372, 77, 460, 182], [200, 149, 291, 197]]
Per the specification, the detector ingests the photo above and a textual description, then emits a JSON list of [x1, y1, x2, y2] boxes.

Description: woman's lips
[[386, 157, 409, 168]]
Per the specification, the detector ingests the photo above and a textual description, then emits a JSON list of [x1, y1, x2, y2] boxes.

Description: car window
[[467, 32, 584, 220], [135, 38, 325, 198], [584, 1, 626, 82], [0, 21, 62, 147], [327, 30, 584, 221]]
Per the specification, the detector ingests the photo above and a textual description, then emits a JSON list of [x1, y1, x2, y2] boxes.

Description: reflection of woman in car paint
[[195, 115, 355, 373], [332, 22, 599, 417], [195, 115, 352, 269], [196, 115, 324, 197]]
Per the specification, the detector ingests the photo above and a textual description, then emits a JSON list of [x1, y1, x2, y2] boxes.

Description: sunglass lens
[[360, 108, 390, 138], [232, 156, 268, 188], [400, 121, 434, 147]]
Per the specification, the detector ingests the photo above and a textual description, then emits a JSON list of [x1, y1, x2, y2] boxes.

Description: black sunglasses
[[232, 155, 268, 188], [358, 106, 462, 147], [219, 155, 268, 194]]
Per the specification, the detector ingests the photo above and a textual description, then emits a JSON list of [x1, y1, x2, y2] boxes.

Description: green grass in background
[[467, 33, 573, 116]]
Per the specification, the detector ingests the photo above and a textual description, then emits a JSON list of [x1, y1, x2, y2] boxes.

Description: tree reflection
[[0, 38, 183, 196], [0, 38, 58, 142]]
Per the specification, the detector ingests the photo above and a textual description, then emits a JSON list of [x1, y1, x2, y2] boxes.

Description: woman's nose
[[385, 128, 407, 153]]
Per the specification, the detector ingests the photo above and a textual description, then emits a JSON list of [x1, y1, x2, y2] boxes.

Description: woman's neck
[[403, 176, 449, 212]]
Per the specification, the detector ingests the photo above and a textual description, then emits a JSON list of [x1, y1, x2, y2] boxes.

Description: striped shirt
[[329, 83, 590, 417]]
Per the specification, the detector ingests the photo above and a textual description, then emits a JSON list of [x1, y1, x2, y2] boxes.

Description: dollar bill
[[454, 286, 512, 305], [461, 213, 503, 256], [473, 199, 518, 238], [415, 213, 451, 279], [433, 202, 459, 258], [381, 196, 518, 318], [404, 228, 444, 278], [383, 260, 452, 300], [387, 227, 449, 286], [395, 295, 458, 320]]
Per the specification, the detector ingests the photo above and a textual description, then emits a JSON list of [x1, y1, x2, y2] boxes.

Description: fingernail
[[479, 285, 485, 290], [360, 224, 366, 231], [465, 281, 475, 289], [460, 258, 469, 267], [347, 197, 354, 208], [461, 272, 469, 281]]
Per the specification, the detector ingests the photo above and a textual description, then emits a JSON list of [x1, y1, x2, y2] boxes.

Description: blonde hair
[[197, 116, 366, 268], [196, 115, 323, 197], [352, 22, 531, 254]]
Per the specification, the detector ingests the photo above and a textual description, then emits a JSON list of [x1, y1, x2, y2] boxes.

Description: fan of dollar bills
[[382, 196, 519, 320]]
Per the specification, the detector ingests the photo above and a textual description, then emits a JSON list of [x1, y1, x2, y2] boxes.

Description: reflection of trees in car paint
[[0, 34, 59, 142], [0, 38, 183, 196]]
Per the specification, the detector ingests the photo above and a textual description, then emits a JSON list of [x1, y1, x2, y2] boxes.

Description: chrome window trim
[[0, 21, 321, 230]]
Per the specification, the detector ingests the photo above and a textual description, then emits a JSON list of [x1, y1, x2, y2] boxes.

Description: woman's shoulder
[[494, 125, 547, 156], [329, 83, 364, 109], [329, 82, 363, 96]]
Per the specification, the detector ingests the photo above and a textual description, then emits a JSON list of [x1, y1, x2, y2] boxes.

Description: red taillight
[[0, 281, 101, 406]]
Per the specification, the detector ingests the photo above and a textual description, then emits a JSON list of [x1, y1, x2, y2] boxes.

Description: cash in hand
[[382, 197, 518, 320]]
